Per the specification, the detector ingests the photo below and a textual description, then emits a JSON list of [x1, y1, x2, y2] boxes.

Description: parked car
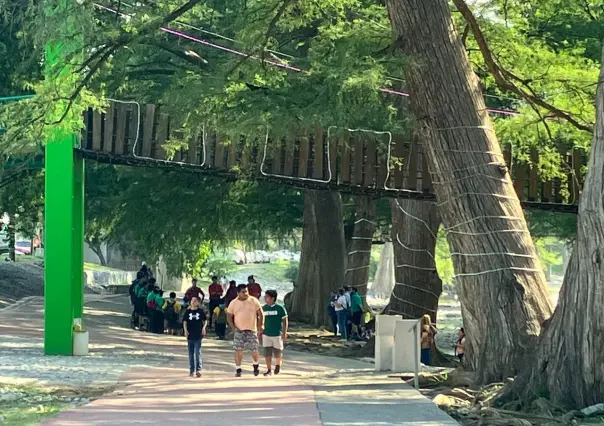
[[15, 241, 32, 255]]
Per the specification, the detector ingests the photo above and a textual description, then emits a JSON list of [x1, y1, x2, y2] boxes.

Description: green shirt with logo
[[263, 303, 288, 337]]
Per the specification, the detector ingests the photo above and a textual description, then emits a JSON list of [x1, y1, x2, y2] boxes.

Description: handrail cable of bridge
[[93, 2, 526, 117]]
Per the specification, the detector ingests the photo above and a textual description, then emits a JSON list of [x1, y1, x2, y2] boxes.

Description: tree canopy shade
[[84, 163, 303, 276]]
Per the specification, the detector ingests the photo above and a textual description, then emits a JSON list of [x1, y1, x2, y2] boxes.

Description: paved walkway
[[0, 296, 457, 425]]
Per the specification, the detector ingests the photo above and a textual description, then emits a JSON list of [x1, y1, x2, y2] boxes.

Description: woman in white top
[[334, 288, 349, 340]]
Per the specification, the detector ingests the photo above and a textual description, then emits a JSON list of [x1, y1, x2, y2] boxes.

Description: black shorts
[[352, 311, 362, 326]]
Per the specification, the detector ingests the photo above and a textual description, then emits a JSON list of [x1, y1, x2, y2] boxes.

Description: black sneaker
[[263, 370, 272, 377], [253, 364, 260, 377], [189, 372, 194, 377], [274, 365, 281, 375], [235, 368, 242, 377]]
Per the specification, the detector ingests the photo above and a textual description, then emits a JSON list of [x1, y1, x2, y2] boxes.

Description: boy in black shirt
[[183, 296, 207, 377]]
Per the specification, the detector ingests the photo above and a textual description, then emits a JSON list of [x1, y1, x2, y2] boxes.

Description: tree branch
[[452, 0, 593, 134]]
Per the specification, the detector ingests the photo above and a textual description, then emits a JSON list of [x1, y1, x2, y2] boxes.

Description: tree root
[[431, 380, 591, 425]]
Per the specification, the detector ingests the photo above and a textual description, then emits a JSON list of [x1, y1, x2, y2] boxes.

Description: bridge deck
[[78, 102, 583, 212]]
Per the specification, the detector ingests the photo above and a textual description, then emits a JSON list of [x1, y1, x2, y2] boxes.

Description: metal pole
[[414, 319, 420, 389]]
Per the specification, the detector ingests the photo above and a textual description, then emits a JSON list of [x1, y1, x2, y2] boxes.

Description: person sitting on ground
[[163, 292, 182, 335], [224, 280, 238, 306], [335, 288, 349, 341], [262, 289, 288, 376], [227, 284, 264, 377], [350, 287, 363, 340], [455, 327, 465, 362], [247, 275, 262, 299], [327, 290, 338, 337], [213, 303, 228, 340], [185, 278, 205, 305], [208, 276, 224, 329]]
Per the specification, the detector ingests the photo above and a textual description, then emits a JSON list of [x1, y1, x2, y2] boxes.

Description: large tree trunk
[[290, 190, 347, 325], [500, 47, 604, 409], [385, 0, 553, 383], [345, 196, 376, 301], [86, 240, 107, 266], [387, 199, 442, 321], [8, 215, 16, 262]]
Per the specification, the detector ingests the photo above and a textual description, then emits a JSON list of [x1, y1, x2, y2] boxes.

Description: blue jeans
[[187, 339, 202, 373], [337, 310, 348, 340]]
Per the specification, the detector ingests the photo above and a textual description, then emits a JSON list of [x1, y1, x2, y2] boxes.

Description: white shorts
[[262, 335, 284, 350]]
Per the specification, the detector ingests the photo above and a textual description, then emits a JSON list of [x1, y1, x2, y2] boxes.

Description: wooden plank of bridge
[[392, 135, 409, 189], [421, 145, 432, 193], [364, 135, 376, 187], [92, 111, 102, 151], [528, 148, 539, 202], [114, 103, 128, 155], [127, 108, 138, 156], [513, 162, 527, 200], [314, 127, 324, 180], [406, 137, 419, 191], [298, 136, 310, 178], [284, 138, 295, 176], [81, 110, 90, 149], [502, 143, 512, 169], [227, 137, 237, 170], [155, 113, 169, 160], [542, 178, 553, 203], [340, 134, 351, 184], [328, 133, 337, 182], [376, 136, 389, 189], [103, 103, 115, 153], [241, 142, 251, 172], [187, 131, 199, 165], [142, 104, 156, 158], [354, 134, 364, 186], [214, 135, 225, 169]]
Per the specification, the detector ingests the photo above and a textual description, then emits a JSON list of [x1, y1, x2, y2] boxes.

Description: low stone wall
[[84, 270, 136, 293]]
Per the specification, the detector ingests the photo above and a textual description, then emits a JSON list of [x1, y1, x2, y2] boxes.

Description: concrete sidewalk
[[2, 296, 457, 426]]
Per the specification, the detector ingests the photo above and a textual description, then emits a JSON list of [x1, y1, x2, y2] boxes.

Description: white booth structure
[[375, 315, 421, 388]]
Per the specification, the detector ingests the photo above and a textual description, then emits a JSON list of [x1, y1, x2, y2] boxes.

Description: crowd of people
[[128, 266, 287, 377], [327, 286, 375, 341]]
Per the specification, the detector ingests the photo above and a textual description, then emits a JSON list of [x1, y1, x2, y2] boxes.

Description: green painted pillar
[[44, 134, 84, 355], [43, 0, 85, 355]]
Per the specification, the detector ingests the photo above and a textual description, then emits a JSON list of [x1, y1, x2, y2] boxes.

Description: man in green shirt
[[350, 287, 364, 340], [262, 289, 288, 376]]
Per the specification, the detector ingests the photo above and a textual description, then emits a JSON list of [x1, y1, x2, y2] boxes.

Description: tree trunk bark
[[86, 240, 107, 266], [387, 199, 442, 322], [8, 215, 16, 262], [345, 196, 376, 301], [500, 47, 604, 409], [385, 0, 553, 383], [290, 190, 347, 325]]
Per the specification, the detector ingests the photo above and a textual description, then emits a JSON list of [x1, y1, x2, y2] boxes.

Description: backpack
[[147, 298, 157, 310], [216, 307, 227, 325], [164, 301, 176, 320]]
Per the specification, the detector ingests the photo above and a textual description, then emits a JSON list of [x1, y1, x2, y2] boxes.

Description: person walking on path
[[225, 280, 238, 306], [208, 276, 224, 329], [247, 275, 262, 299], [335, 288, 349, 341], [262, 290, 288, 376], [185, 278, 205, 305], [183, 297, 207, 377], [227, 284, 264, 377]]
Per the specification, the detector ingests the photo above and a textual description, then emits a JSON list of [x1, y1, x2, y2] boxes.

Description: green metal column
[[43, 0, 84, 355], [44, 133, 83, 355]]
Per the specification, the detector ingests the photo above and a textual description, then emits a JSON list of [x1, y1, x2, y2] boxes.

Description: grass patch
[[0, 385, 70, 426], [234, 260, 294, 283]]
